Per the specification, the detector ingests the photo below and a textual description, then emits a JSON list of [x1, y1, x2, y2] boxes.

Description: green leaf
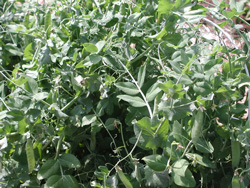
[[159, 99, 196, 121], [172, 168, 196, 187], [49, 104, 68, 118], [172, 159, 196, 187], [0, 137, 7, 150], [186, 153, 216, 169], [82, 114, 97, 126], [135, 117, 168, 150], [60, 23, 71, 36], [136, 117, 153, 135], [146, 83, 161, 102], [24, 43, 34, 61], [59, 153, 81, 169], [6, 24, 26, 33], [0, 110, 7, 120], [14, 76, 28, 86], [83, 43, 98, 53], [45, 175, 62, 188], [174, 0, 191, 10], [37, 160, 60, 180], [25, 78, 38, 94], [142, 154, 168, 171], [158, 0, 173, 19], [76, 54, 102, 68], [137, 65, 147, 88], [156, 118, 169, 141], [144, 166, 170, 187], [5, 43, 23, 56], [195, 138, 214, 154], [33, 92, 49, 101], [18, 118, 27, 134], [45, 175, 79, 188], [172, 120, 182, 142], [7, 110, 24, 121], [229, 0, 245, 12], [115, 82, 139, 95], [39, 45, 51, 65], [89, 54, 102, 64], [117, 95, 146, 107], [172, 159, 189, 177], [103, 55, 122, 70]]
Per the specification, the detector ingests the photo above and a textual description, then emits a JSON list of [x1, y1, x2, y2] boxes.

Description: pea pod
[[120, 3, 126, 16], [115, 166, 133, 188], [26, 139, 35, 173], [45, 10, 51, 38], [191, 109, 204, 144], [24, 11, 30, 29], [232, 175, 240, 188], [231, 140, 240, 168], [90, 132, 96, 151]]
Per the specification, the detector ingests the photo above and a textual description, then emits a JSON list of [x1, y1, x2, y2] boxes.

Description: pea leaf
[[83, 43, 98, 53], [186, 153, 216, 169], [144, 166, 170, 187], [172, 168, 196, 187], [45, 175, 79, 188], [82, 114, 97, 126], [142, 154, 168, 171], [137, 65, 146, 88], [115, 82, 139, 95], [37, 160, 60, 180], [25, 78, 38, 94], [59, 153, 81, 169], [24, 43, 34, 61], [117, 95, 146, 107]]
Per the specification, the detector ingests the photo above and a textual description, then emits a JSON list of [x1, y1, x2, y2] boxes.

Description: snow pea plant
[[0, 0, 250, 187]]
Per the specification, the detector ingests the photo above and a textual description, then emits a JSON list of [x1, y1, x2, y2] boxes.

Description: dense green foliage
[[1, 0, 250, 187]]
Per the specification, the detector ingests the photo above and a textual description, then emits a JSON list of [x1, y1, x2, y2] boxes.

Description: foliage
[[0, 0, 250, 187]]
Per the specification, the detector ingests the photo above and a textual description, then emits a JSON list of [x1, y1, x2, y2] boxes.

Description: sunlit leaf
[[186, 153, 216, 169], [117, 95, 146, 107], [82, 114, 97, 126], [59, 153, 81, 169], [115, 82, 139, 95], [144, 166, 170, 187], [24, 43, 34, 61], [37, 160, 60, 180], [83, 43, 98, 53]]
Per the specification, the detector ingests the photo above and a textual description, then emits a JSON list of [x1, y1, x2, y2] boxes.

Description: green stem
[[129, 43, 156, 65], [0, 65, 12, 78], [61, 92, 81, 111], [181, 140, 193, 158], [94, 109, 121, 157], [55, 131, 65, 160], [153, 148, 156, 155], [108, 130, 142, 177], [118, 59, 153, 119], [0, 97, 10, 111], [235, 16, 250, 28], [120, 123, 129, 157]]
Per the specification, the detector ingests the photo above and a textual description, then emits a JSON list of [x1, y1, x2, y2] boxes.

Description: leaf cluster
[[0, 0, 250, 187]]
